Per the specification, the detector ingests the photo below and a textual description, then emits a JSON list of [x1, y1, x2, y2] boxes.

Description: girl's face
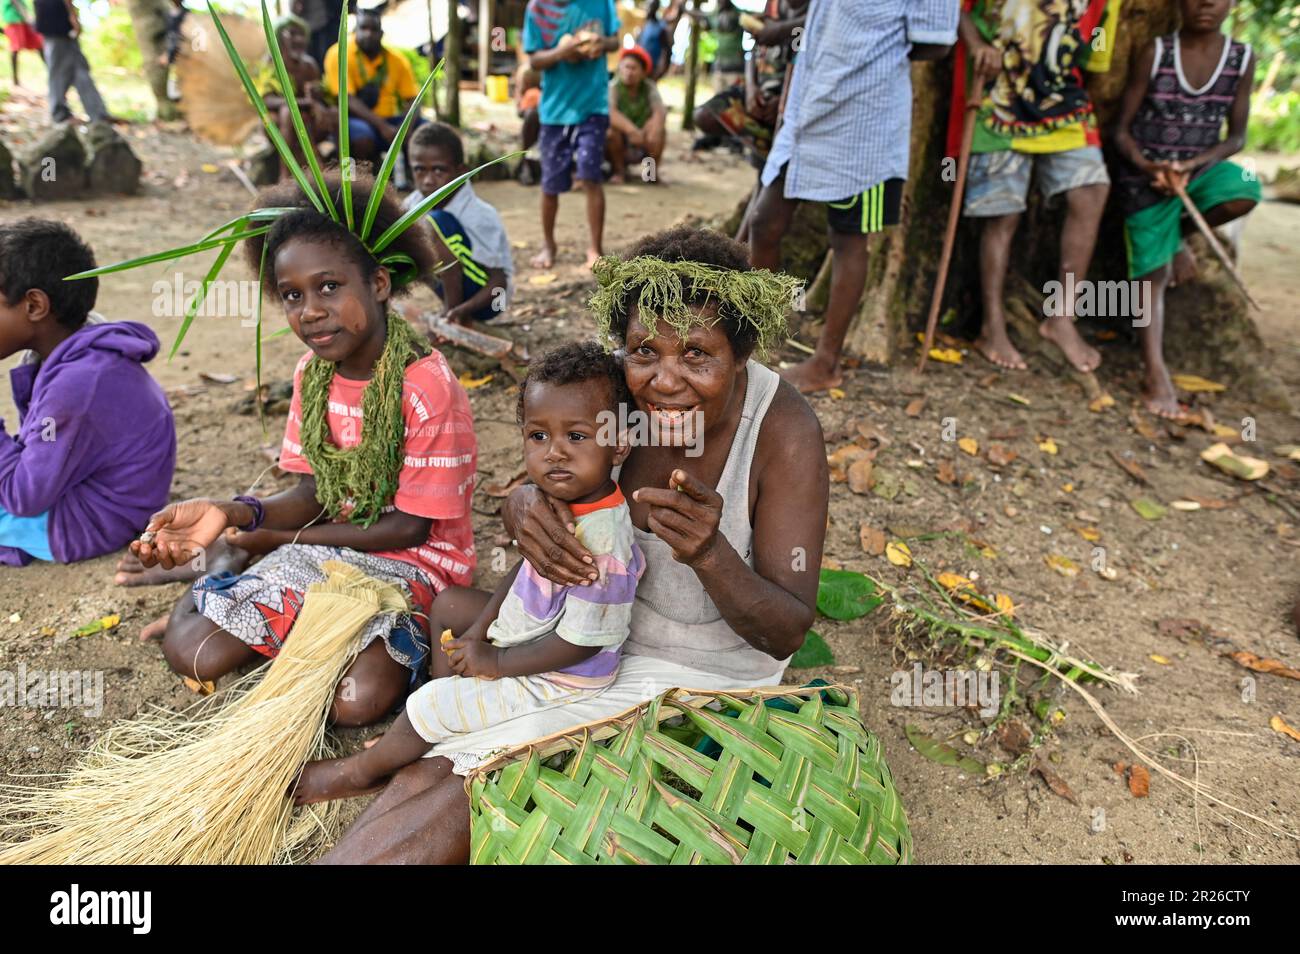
[[1181, 0, 1232, 31], [273, 237, 390, 364], [622, 304, 746, 445]]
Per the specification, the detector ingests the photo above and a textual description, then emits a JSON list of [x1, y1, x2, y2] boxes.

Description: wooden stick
[[918, 68, 988, 372], [1172, 179, 1260, 311]]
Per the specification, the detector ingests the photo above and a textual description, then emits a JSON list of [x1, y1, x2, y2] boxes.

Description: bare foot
[[973, 331, 1028, 371], [1038, 316, 1101, 373], [529, 245, 556, 269], [584, 248, 602, 269], [1170, 244, 1197, 287], [779, 356, 843, 394], [114, 536, 248, 587], [609, 171, 626, 184], [1142, 372, 1192, 421], [139, 615, 168, 642], [291, 755, 386, 807]]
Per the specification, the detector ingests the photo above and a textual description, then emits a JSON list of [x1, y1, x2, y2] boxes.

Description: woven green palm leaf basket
[[467, 684, 911, 865]]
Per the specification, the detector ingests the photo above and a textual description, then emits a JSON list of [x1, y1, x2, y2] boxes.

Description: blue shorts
[[539, 114, 609, 195], [0, 506, 53, 562], [964, 146, 1110, 217], [428, 208, 499, 322], [346, 114, 426, 150]]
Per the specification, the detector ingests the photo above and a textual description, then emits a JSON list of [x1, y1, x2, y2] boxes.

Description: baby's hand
[[447, 634, 500, 679]]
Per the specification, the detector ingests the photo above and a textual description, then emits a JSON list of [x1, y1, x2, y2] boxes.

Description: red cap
[[621, 45, 654, 74]]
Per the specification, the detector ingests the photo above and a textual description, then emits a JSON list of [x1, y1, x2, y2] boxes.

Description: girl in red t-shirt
[[130, 171, 477, 726]]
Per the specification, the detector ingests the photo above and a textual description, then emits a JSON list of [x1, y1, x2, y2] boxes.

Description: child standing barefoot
[[1112, 0, 1260, 420], [293, 342, 643, 804], [131, 170, 477, 726], [524, 0, 620, 269]]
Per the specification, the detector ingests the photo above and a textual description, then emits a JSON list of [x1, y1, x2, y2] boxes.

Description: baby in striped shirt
[[293, 341, 643, 805]]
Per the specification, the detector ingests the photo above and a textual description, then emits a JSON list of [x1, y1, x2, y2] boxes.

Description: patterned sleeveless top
[[1117, 33, 1252, 215]]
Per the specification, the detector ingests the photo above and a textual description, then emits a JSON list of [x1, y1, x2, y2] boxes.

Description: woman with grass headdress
[[322, 225, 830, 863], [128, 169, 478, 725]]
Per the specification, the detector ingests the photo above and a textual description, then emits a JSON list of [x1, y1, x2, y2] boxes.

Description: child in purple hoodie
[[0, 218, 176, 566]]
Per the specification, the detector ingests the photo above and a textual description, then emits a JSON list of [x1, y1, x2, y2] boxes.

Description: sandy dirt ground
[[0, 91, 1297, 864]]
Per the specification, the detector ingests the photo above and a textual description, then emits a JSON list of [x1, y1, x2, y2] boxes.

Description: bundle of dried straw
[[0, 562, 406, 865]]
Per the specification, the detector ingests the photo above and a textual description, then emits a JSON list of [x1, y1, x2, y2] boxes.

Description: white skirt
[[424, 655, 786, 775]]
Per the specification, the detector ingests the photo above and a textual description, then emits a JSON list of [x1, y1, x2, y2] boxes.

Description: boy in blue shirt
[[523, 0, 620, 270]]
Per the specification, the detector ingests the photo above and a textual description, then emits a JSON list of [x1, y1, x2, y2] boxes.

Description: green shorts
[[1123, 160, 1261, 278]]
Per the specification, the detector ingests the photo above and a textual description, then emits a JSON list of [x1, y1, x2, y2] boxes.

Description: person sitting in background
[[605, 45, 666, 184], [322, 8, 420, 164], [2, 0, 43, 90], [404, 122, 514, 324], [258, 14, 333, 174], [691, 0, 805, 169], [0, 219, 175, 567]]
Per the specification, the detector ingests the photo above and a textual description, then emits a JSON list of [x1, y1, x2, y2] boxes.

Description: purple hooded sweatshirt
[[0, 320, 176, 566]]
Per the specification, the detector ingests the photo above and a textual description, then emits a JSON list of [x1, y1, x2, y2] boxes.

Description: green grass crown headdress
[[66, 0, 513, 379], [588, 254, 799, 360]]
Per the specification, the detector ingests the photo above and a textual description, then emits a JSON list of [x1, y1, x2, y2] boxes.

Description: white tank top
[[620, 360, 786, 682]]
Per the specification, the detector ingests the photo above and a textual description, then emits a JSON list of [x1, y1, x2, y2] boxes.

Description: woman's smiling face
[[273, 237, 389, 365], [621, 303, 745, 444]]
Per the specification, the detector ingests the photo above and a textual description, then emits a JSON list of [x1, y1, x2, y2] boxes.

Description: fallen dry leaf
[[859, 524, 887, 556], [1170, 500, 1201, 511], [904, 397, 927, 418], [182, 676, 216, 696], [928, 347, 963, 365], [1075, 525, 1101, 542], [1184, 495, 1231, 510], [1270, 715, 1300, 743], [828, 388, 846, 400], [936, 458, 958, 485], [997, 720, 1032, 755], [1172, 373, 1226, 393], [1127, 763, 1151, 798], [528, 273, 559, 285], [885, 541, 913, 567], [1150, 654, 1171, 665], [458, 372, 494, 390], [1089, 392, 1116, 413], [1045, 554, 1080, 577], [1037, 436, 1059, 455], [977, 372, 999, 388], [1034, 764, 1080, 804], [986, 444, 1018, 467], [1109, 450, 1150, 485], [1229, 652, 1300, 681], [1201, 443, 1269, 481], [827, 444, 872, 482], [847, 458, 875, 494], [958, 437, 979, 456]]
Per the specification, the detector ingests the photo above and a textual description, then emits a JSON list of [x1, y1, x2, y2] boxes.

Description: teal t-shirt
[[523, 0, 619, 126]]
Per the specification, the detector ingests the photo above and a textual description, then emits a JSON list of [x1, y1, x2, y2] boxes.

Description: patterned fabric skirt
[[192, 544, 436, 681]]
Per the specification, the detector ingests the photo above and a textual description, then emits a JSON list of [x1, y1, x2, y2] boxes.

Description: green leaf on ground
[[1131, 497, 1168, 521], [905, 724, 986, 775], [816, 569, 883, 620], [790, 630, 835, 669]]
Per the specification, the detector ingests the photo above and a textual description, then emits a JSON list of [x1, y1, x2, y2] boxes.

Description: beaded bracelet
[[232, 495, 266, 532]]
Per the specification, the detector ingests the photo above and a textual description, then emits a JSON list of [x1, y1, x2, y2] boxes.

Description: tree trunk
[[125, 0, 180, 121], [754, 0, 1289, 408], [445, 0, 462, 126]]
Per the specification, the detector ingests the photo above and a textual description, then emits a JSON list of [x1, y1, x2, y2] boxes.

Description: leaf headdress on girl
[[66, 1, 510, 526]]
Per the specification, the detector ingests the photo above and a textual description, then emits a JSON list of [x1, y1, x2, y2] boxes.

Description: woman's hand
[[131, 499, 240, 569], [502, 484, 597, 586], [633, 468, 724, 568]]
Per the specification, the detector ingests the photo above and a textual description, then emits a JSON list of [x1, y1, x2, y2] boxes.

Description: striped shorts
[[826, 177, 904, 235]]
